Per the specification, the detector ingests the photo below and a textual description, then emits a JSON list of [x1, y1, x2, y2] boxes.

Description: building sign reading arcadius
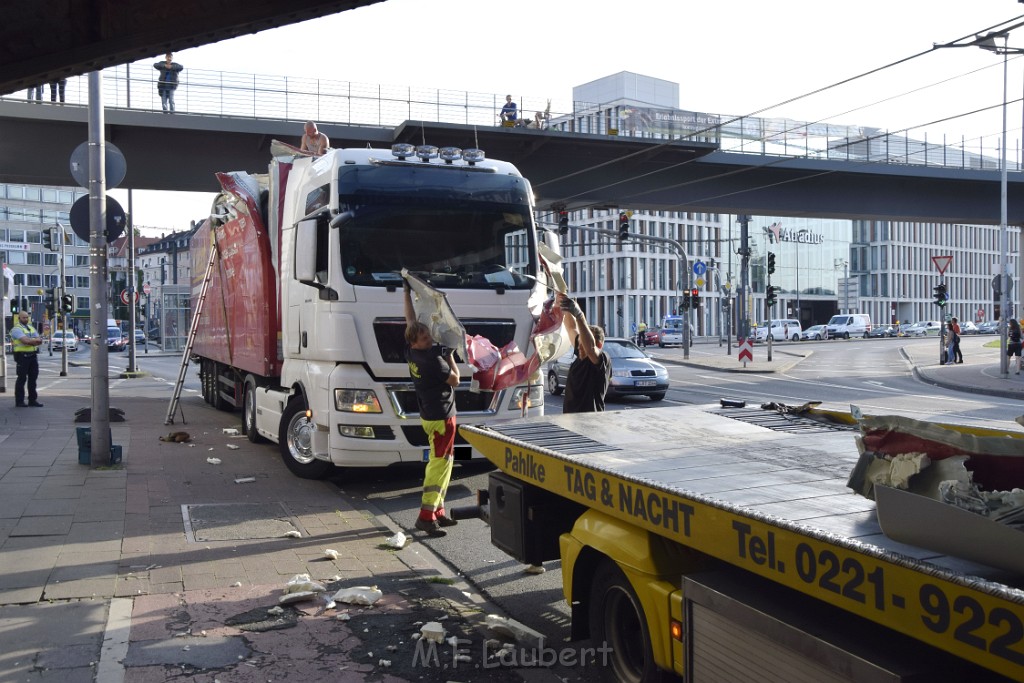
[[763, 222, 824, 245]]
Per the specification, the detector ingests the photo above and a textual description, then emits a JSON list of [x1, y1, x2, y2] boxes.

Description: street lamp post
[[935, 26, 1024, 378]]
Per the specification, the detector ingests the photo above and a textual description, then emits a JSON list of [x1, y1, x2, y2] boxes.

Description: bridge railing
[[9, 60, 1017, 172]]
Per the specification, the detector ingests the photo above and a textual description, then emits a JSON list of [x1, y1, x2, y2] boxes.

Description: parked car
[[50, 330, 78, 351], [546, 337, 669, 401], [800, 325, 827, 341], [902, 320, 942, 337], [106, 326, 126, 351], [977, 320, 999, 334], [958, 320, 979, 335], [754, 318, 802, 342], [865, 324, 895, 338], [134, 329, 147, 345]]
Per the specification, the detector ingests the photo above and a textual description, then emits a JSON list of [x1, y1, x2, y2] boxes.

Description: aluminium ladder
[[165, 244, 218, 425]]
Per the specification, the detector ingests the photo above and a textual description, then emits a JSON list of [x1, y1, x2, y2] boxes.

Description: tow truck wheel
[[589, 560, 658, 683], [279, 399, 332, 479], [547, 370, 562, 396], [242, 377, 267, 444]]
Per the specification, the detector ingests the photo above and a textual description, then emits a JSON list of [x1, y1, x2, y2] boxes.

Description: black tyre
[[791, 334, 799, 342], [209, 361, 229, 411], [547, 370, 563, 396], [647, 392, 665, 401], [242, 377, 267, 444], [279, 398, 332, 479], [589, 560, 658, 683]]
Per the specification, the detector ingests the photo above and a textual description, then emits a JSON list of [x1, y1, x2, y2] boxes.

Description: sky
[[119, 0, 1024, 232]]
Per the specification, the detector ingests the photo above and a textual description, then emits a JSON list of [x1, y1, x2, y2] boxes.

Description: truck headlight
[[335, 389, 382, 413], [508, 384, 544, 410]]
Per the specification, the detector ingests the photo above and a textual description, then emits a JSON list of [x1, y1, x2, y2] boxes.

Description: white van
[[754, 319, 802, 342], [826, 314, 871, 339], [658, 315, 694, 347]]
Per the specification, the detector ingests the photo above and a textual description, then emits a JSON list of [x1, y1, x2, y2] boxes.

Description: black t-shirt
[[563, 337, 611, 414], [406, 344, 456, 420]]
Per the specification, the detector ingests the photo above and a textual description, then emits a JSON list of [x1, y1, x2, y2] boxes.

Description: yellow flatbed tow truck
[[459, 403, 1024, 682]]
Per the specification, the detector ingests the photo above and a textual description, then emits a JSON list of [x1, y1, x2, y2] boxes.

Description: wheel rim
[[604, 586, 645, 683], [547, 372, 558, 393], [286, 411, 316, 464]]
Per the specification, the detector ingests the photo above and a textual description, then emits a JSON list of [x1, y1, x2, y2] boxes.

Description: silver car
[[546, 338, 670, 401]]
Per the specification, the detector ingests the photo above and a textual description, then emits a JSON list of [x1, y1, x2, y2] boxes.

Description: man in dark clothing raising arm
[[558, 292, 611, 414]]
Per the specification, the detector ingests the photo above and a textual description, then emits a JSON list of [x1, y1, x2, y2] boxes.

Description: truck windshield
[[337, 165, 536, 290]]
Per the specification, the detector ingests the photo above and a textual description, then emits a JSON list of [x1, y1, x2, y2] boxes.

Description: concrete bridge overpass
[[1, 97, 1023, 226]]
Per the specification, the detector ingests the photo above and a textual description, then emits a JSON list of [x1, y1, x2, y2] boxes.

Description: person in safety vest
[[10, 310, 44, 407]]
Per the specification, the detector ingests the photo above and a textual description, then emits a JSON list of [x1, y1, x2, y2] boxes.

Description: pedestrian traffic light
[[766, 284, 778, 308], [933, 283, 948, 307], [618, 212, 630, 241], [767, 252, 776, 274], [557, 211, 569, 236], [61, 293, 74, 314]]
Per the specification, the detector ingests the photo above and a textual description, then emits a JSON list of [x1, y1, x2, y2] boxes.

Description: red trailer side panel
[[190, 182, 280, 378]]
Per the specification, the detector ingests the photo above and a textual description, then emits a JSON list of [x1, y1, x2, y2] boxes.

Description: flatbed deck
[[460, 404, 1024, 680]]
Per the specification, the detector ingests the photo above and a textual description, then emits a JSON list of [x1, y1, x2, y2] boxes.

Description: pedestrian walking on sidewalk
[[946, 317, 962, 364], [10, 311, 44, 407], [1008, 319, 1022, 375], [404, 278, 460, 538]]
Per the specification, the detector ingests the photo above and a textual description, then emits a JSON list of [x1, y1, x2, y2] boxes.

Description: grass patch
[[426, 577, 455, 585]]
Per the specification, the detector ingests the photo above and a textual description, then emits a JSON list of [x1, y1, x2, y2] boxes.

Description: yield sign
[[738, 338, 753, 363], [931, 255, 953, 275]]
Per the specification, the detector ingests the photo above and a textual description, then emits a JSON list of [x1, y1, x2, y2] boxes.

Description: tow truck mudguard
[[560, 508, 707, 676]]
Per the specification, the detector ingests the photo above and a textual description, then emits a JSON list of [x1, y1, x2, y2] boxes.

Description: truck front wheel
[[279, 399, 332, 479], [589, 560, 659, 683]]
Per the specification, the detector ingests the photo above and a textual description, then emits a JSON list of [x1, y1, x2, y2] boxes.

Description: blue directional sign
[[693, 261, 707, 276]]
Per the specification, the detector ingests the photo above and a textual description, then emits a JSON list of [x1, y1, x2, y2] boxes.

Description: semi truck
[[189, 143, 550, 478], [460, 404, 1024, 682]]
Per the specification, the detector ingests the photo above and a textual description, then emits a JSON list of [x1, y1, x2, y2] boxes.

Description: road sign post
[[738, 338, 753, 367]]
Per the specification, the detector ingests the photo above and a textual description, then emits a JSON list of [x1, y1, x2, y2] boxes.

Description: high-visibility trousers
[[419, 417, 456, 520]]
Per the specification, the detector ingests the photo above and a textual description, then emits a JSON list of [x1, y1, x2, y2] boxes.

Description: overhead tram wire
[[539, 13, 1024, 207]]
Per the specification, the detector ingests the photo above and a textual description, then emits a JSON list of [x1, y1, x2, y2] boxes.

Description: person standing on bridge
[[300, 121, 330, 156], [154, 53, 183, 113]]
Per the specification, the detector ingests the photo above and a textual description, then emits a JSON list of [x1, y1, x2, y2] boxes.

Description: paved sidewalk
[[0, 377, 544, 683]]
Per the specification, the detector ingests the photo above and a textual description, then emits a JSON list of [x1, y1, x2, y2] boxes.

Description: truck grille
[[374, 318, 517, 363]]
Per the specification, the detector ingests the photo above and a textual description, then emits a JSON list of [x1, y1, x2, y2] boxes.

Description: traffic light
[[767, 252, 776, 275], [681, 292, 690, 310], [933, 283, 948, 307], [61, 293, 74, 314], [44, 287, 57, 314], [766, 284, 778, 308], [10, 297, 18, 314], [557, 211, 569, 236], [618, 212, 630, 241], [42, 227, 54, 251], [690, 287, 700, 307]]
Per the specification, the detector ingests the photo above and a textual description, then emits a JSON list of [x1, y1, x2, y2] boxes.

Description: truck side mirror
[[295, 219, 318, 284]]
